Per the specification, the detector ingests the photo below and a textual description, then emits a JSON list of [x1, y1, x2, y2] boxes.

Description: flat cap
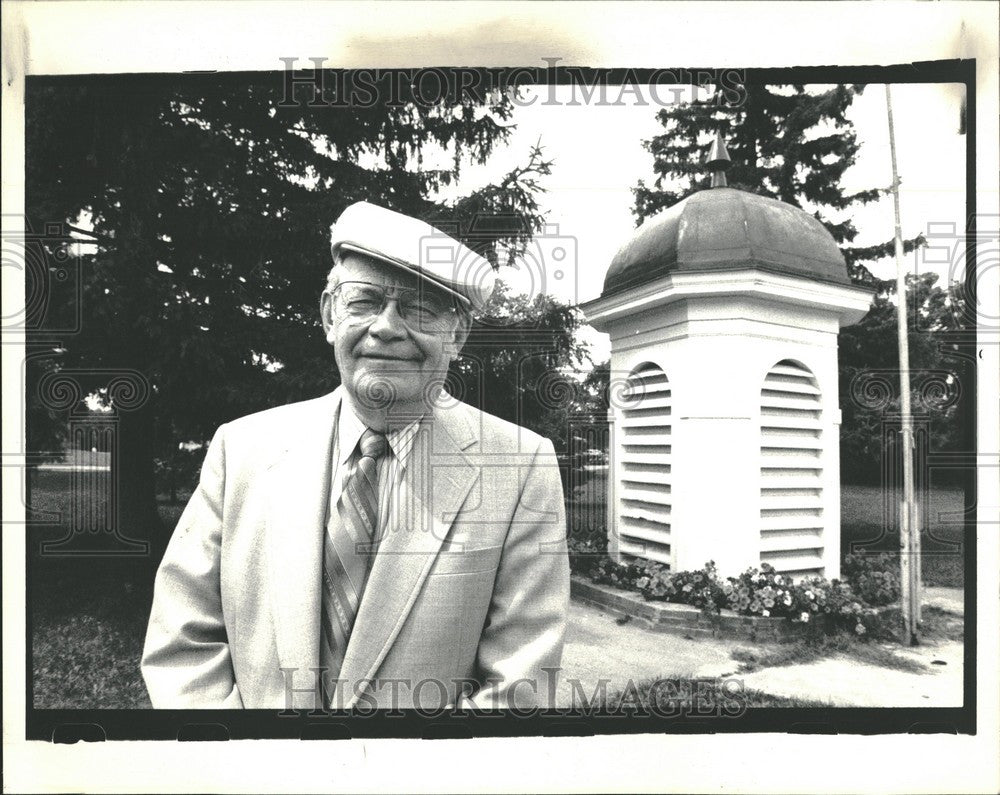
[[330, 202, 496, 311]]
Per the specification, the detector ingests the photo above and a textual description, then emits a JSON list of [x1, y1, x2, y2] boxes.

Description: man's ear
[[447, 310, 472, 361], [320, 291, 336, 344]]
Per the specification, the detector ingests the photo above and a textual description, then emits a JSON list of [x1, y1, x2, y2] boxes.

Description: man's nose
[[366, 298, 407, 338]]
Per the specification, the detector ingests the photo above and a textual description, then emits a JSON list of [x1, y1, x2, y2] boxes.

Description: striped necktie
[[319, 427, 388, 697]]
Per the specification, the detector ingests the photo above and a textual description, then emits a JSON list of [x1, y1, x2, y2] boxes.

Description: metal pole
[[886, 84, 920, 645]]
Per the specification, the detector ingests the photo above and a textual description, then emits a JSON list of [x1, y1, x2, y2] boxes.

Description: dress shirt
[[327, 395, 423, 541]]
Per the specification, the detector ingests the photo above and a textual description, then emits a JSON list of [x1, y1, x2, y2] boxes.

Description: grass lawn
[[729, 604, 964, 676], [602, 677, 831, 710], [32, 572, 154, 708], [839, 483, 965, 587], [732, 632, 924, 674], [29, 470, 174, 709]]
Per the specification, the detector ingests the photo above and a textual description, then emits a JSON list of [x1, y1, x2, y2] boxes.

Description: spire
[[705, 129, 731, 188]]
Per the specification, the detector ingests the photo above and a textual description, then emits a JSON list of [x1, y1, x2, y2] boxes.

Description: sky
[[432, 82, 970, 364]]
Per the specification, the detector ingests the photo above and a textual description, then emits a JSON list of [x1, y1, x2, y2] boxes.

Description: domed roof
[[603, 187, 850, 297]]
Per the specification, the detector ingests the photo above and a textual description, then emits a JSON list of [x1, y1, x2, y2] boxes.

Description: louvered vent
[[618, 363, 672, 567], [760, 360, 825, 578]]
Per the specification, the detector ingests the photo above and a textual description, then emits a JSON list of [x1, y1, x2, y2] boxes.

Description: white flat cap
[[330, 202, 496, 311]]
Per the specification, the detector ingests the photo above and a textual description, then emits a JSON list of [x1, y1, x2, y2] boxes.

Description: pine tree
[[632, 78, 922, 284]]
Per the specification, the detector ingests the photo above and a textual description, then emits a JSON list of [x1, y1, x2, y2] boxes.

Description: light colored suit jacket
[[141, 387, 570, 710]]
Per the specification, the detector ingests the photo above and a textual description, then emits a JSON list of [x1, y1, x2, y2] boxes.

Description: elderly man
[[141, 202, 570, 710]]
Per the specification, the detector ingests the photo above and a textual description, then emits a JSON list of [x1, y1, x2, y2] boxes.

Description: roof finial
[[705, 129, 731, 188]]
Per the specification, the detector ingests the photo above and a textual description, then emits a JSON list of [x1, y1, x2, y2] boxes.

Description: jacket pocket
[[427, 544, 502, 576]]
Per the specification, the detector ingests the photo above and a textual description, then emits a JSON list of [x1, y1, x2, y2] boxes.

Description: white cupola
[[581, 133, 874, 580]]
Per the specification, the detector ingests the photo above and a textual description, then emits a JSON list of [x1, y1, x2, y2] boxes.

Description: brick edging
[[570, 575, 808, 643]]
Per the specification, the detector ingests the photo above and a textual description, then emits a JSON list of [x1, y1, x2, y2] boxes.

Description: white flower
[[800, 612, 810, 623], [762, 609, 770, 617], [783, 594, 793, 606]]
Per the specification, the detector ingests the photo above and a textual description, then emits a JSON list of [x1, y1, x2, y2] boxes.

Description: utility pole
[[886, 84, 921, 645]]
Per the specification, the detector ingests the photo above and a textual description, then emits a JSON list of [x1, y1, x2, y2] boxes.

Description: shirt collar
[[337, 392, 424, 469], [336, 397, 367, 467], [386, 419, 421, 469]]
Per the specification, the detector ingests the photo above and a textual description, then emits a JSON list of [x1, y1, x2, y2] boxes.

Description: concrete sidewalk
[[558, 591, 964, 708], [924, 585, 964, 615], [735, 640, 963, 707]]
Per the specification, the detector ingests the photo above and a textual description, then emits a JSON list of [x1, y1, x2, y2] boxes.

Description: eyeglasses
[[329, 281, 459, 331]]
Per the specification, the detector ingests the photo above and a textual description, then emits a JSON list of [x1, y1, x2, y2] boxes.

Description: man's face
[[321, 253, 470, 415]]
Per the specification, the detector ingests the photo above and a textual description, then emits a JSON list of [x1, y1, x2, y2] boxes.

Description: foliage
[[573, 359, 611, 415], [589, 559, 726, 612], [589, 556, 649, 592], [723, 564, 801, 619], [451, 281, 591, 455], [842, 551, 902, 606], [153, 443, 204, 504], [635, 561, 727, 611], [838, 272, 971, 484], [724, 564, 877, 637], [567, 523, 609, 575]]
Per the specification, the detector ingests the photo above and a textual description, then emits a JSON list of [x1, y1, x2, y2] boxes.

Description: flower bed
[[570, 544, 895, 637], [570, 576, 810, 643]]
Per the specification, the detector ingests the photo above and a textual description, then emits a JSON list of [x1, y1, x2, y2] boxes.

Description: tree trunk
[[106, 86, 166, 573]]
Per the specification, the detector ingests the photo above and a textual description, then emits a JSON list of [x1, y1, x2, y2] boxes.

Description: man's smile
[[359, 353, 420, 362]]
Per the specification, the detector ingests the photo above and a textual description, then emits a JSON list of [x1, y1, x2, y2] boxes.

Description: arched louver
[[618, 363, 672, 566], [760, 360, 825, 577]]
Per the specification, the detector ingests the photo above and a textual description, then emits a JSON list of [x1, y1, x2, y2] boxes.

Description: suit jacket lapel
[[337, 399, 480, 707], [264, 388, 341, 700]]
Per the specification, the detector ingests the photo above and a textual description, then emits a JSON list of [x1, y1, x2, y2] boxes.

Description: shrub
[[842, 551, 902, 606], [589, 556, 646, 589], [724, 563, 800, 619], [567, 526, 609, 576], [724, 563, 879, 637], [635, 561, 727, 612], [789, 575, 878, 637]]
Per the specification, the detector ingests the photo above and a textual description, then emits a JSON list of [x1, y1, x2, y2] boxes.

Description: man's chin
[[351, 371, 428, 412]]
